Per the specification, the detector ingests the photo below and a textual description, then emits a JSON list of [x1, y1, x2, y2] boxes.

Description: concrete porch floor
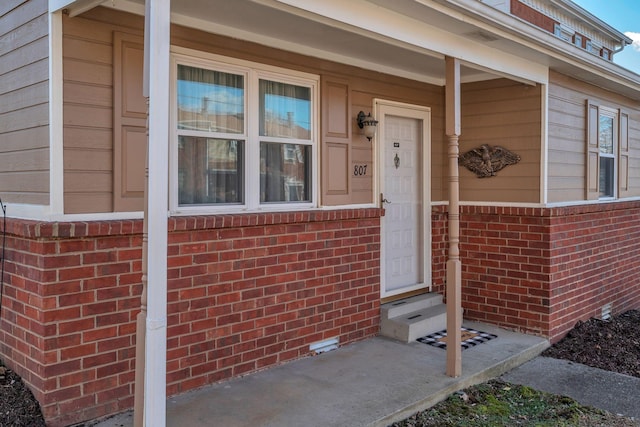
[[91, 321, 549, 427]]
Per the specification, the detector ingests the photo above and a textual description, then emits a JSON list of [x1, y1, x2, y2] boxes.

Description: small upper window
[[553, 23, 562, 37], [585, 39, 593, 52], [573, 34, 582, 48], [598, 113, 615, 198], [601, 48, 612, 61]]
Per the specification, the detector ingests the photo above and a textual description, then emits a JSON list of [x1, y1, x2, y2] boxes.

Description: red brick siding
[[431, 206, 449, 296], [546, 203, 640, 340], [0, 209, 381, 426], [454, 203, 640, 342], [510, 0, 557, 33], [4, 202, 640, 425], [458, 206, 552, 336]]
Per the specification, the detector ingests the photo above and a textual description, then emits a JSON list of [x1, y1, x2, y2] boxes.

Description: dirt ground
[[1, 310, 638, 426], [0, 364, 46, 426], [542, 309, 640, 378]]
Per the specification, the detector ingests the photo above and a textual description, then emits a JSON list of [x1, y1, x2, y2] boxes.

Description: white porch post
[[445, 56, 462, 378], [139, 0, 170, 426]]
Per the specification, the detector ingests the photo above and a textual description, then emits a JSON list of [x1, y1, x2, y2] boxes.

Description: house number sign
[[353, 165, 368, 176]]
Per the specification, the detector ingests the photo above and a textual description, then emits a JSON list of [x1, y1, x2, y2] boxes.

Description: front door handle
[[380, 193, 391, 204]]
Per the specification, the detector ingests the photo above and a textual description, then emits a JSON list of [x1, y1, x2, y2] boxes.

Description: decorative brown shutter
[[321, 76, 352, 205], [586, 100, 600, 200], [618, 109, 630, 198], [113, 32, 146, 212]]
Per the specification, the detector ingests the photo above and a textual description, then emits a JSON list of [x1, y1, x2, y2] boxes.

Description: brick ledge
[[4, 208, 384, 239]]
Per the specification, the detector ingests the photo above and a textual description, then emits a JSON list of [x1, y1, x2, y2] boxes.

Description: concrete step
[[381, 293, 443, 320], [380, 302, 448, 343]]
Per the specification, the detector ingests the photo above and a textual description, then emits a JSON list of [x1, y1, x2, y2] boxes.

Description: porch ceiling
[[84, 0, 524, 85]]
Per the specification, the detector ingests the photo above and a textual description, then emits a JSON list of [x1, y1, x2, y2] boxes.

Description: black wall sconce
[[357, 111, 378, 141]]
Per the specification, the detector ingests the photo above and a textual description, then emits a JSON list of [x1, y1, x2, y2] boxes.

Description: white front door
[[377, 101, 431, 298]]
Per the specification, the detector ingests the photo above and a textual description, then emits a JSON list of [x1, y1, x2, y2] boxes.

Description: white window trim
[[169, 47, 319, 215]]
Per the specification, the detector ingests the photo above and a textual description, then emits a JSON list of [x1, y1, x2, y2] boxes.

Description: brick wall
[[457, 203, 640, 342], [0, 209, 381, 426], [546, 203, 640, 339], [510, 0, 557, 33], [3, 201, 640, 425], [459, 206, 552, 336]]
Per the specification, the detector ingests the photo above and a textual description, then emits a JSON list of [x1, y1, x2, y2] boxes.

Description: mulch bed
[[0, 364, 46, 426], [543, 310, 640, 378]]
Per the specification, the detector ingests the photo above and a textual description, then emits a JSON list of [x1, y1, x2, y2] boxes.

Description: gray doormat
[[417, 327, 497, 350]]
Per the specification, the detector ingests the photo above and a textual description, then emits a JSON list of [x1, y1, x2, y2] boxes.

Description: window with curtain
[[176, 65, 245, 206], [259, 80, 312, 203], [586, 101, 623, 201], [174, 57, 317, 211], [598, 113, 615, 198]]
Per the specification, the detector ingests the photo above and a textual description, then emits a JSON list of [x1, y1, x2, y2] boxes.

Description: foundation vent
[[310, 337, 339, 354], [601, 303, 612, 320]]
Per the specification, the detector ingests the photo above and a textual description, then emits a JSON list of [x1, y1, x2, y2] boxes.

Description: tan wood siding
[[0, 0, 49, 205], [61, 12, 126, 213], [548, 71, 640, 203], [64, 7, 447, 213], [459, 79, 542, 203]]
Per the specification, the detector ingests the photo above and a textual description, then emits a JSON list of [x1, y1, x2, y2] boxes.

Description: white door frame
[[375, 99, 432, 299]]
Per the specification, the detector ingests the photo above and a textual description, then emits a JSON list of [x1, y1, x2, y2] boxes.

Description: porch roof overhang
[[51, 0, 640, 101]]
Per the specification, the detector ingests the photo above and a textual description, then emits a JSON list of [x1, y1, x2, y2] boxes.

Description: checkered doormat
[[417, 327, 497, 350]]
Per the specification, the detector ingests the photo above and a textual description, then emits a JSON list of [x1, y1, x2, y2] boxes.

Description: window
[[172, 54, 318, 212], [553, 23, 562, 38], [585, 39, 593, 52], [586, 101, 629, 200], [598, 112, 615, 198], [573, 34, 582, 48], [601, 48, 612, 61]]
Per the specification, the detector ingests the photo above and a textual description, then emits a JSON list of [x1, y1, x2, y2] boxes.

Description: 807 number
[[354, 165, 368, 176]]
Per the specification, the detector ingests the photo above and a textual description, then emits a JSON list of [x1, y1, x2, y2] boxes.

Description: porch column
[[135, 1, 171, 426], [445, 56, 462, 377]]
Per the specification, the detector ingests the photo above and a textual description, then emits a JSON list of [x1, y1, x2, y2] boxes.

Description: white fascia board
[[49, 0, 77, 12], [435, 0, 640, 95], [268, 0, 549, 84], [49, 0, 104, 14]]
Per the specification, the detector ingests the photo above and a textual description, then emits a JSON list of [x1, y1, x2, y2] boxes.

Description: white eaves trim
[[49, 0, 105, 15], [265, 0, 549, 85], [435, 0, 640, 97]]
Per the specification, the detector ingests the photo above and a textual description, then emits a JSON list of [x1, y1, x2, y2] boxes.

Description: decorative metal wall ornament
[[394, 153, 400, 169], [458, 144, 521, 178]]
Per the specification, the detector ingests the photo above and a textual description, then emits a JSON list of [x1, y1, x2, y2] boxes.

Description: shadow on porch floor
[[91, 321, 548, 427]]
